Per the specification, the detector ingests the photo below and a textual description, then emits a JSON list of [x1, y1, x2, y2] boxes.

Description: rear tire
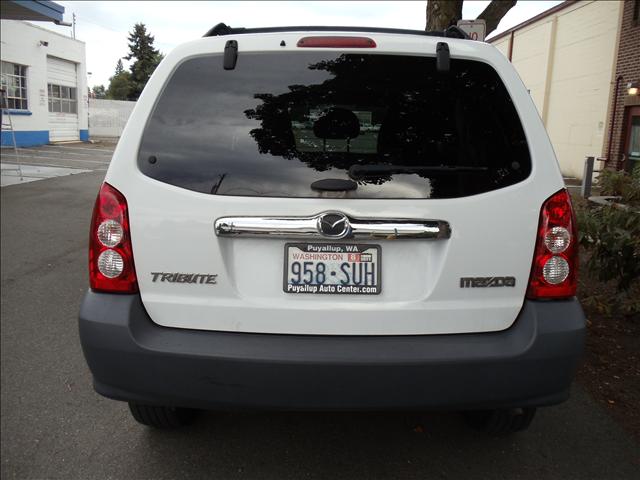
[[464, 407, 536, 435], [128, 402, 198, 428]]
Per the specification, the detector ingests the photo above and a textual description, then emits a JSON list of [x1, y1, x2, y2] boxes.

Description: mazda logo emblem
[[317, 212, 350, 238]]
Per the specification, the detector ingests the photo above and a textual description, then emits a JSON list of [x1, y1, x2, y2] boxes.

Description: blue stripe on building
[[1, 131, 91, 147], [1, 130, 50, 147], [2, 109, 33, 116]]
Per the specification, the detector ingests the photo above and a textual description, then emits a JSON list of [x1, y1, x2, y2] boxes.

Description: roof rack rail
[[203, 24, 469, 40]]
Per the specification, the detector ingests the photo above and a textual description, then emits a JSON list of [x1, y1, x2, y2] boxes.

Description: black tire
[[464, 407, 536, 436], [128, 402, 198, 428]]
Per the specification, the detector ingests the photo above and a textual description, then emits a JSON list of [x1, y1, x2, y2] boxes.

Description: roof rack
[[203, 24, 469, 40]]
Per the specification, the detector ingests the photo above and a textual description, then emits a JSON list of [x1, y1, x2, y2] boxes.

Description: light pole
[[87, 72, 92, 141]]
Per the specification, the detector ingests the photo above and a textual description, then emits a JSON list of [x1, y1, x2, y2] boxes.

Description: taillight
[[297, 36, 376, 48], [89, 182, 138, 293], [526, 189, 577, 299]]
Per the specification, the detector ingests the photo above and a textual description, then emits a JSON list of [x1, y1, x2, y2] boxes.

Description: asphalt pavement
[[1, 146, 639, 479]]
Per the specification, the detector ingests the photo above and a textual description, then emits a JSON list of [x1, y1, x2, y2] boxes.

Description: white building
[[1, 19, 88, 146]]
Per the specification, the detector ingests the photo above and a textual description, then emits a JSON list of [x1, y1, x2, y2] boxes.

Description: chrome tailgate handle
[[215, 212, 451, 240]]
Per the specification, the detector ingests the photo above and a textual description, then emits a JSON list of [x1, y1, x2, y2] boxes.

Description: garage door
[[47, 56, 79, 142]]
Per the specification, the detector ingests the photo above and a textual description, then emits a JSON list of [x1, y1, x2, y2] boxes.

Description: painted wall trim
[[1, 130, 49, 147], [1, 109, 33, 116]]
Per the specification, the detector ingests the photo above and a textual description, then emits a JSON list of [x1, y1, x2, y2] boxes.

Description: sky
[[30, 1, 563, 89]]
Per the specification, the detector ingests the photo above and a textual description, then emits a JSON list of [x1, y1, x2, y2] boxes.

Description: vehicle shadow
[[128, 392, 640, 480], [136, 410, 522, 479]]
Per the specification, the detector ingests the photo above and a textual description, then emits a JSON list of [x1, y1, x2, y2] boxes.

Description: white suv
[[79, 25, 585, 434]]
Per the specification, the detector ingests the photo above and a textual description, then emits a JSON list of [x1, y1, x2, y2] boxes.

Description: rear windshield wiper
[[210, 173, 227, 194], [349, 164, 489, 179]]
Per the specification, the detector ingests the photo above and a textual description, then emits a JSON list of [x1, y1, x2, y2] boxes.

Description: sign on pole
[[457, 19, 487, 41]]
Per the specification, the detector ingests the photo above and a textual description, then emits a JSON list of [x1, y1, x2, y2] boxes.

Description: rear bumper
[[79, 292, 585, 411]]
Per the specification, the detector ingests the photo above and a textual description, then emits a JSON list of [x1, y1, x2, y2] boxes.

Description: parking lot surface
[[1, 142, 114, 170], [1, 143, 113, 187], [1, 145, 639, 479]]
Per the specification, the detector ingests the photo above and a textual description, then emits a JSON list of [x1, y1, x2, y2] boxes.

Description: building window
[[634, 0, 639, 24], [48, 83, 77, 114], [1, 61, 28, 110]]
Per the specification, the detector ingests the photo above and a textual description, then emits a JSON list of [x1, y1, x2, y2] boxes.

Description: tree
[[426, 0, 517, 36], [91, 85, 106, 99], [114, 58, 124, 76], [106, 72, 132, 100], [106, 59, 133, 100], [125, 23, 163, 100]]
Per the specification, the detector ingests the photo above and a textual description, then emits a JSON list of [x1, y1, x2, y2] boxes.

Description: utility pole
[[87, 72, 92, 140], [72, 13, 76, 39]]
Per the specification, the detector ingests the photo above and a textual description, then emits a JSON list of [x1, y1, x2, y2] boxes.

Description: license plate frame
[[283, 243, 382, 295]]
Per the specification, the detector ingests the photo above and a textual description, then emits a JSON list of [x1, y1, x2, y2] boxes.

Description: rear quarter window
[[138, 51, 531, 199]]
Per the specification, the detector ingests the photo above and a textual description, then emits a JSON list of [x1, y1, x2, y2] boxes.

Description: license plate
[[283, 243, 381, 294]]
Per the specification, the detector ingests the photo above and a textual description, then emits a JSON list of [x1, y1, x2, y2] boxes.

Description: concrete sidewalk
[[1, 163, 90, 187], [1, 142, 114, 187]]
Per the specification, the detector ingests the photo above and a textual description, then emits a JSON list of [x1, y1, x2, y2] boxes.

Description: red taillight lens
[[89, 182, 138, 293], [526, 189, 578, 299], [297, 36, 376, 48]]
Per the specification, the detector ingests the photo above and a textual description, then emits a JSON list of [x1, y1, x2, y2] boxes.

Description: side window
[[1, 61, 28, 110], [48, 83, 78, 114]]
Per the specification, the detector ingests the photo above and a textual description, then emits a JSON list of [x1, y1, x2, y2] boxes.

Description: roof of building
[[1, 1, 64, 23], [488, 1, 575, 43]]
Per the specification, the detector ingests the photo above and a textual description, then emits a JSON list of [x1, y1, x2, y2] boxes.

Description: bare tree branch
[[477, 0, 517, 35], [425, 0, 463, 31]]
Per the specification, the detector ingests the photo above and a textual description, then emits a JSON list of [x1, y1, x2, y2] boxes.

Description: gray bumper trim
[[79, 292, 585, 411]]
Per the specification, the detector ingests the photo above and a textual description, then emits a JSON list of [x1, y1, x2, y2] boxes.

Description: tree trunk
[[425, 0, 518, 35], [477, 0, 517, 35], [425, 0, 463, 31]]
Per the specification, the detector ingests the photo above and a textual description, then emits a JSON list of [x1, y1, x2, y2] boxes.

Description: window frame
[[47, 82, 78, 114], [0, 61, 29, 111]]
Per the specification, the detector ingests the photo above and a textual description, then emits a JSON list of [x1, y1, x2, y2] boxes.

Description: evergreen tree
[[125, 23, 163, 100], [114, 59, 124, 76]]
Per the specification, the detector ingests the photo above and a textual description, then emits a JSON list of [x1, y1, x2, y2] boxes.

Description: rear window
[[138, 51, 531, 199]]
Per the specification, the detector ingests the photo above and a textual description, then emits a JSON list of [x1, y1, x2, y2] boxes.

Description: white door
[[47, 57, 79, 142]]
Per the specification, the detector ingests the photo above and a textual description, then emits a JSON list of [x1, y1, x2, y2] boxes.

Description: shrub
[[576, 202, 640, 291], [575, 168, 640, 316], [597, 167, 640, 206]]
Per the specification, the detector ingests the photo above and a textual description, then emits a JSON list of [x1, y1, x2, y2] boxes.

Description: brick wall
[[603, 0, 640, 169]]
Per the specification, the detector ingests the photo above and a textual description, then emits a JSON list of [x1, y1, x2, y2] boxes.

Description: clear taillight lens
[[544, 226, 570, 253], [542, 256, 570, 284], [97, 219, 123, 247], [89, 183, 138, 293], [97, 249, 124, 278], [527, 189, 577, 299]]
